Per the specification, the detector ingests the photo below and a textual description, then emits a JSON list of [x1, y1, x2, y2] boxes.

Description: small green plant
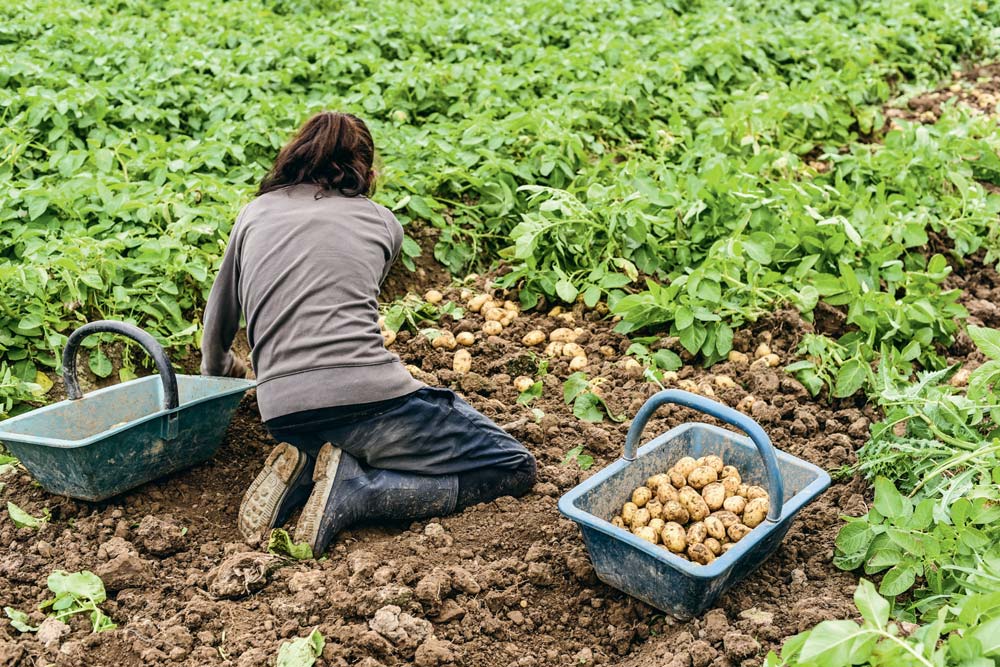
[[561, 445, 594, 471], [516, 357, 547, 405], [35, 571, 115, 633], [4, 607, 38, 633], [276, 628, 325, 667], [626, 337, 682, 385], [6, 501, 50, 529], [381, 295, 463, 334], [563, 372, 624, 423], [267, 529, 314, 560]]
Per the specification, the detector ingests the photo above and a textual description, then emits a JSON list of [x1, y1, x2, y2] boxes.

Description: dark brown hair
[[257, 112, 376, 197]]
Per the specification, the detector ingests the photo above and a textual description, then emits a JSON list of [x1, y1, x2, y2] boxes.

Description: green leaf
[[834, 359, 867, 397], [573, 393, 605, 423], [46, 571, 107, 604], [4, 607, 37, 633], [835, 520, 875, 556], [798, 619, 871, 664], [968, 326, 1000, 361], [872, 477, 910, 520], [563, 372, 590, 404], [853, 579, 889, 629], [89, 348, 113, 378], [878, 564, 917, 597], [267, 529, 314, 560], [516, 381, 543, 405], [555, 279, 578, 303], [276, 628, 325, 667], [6, 502, 46, 529]]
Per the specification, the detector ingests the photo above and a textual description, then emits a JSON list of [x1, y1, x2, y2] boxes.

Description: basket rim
[[557, 422, 832, 580], [0, 374, 255, 449]]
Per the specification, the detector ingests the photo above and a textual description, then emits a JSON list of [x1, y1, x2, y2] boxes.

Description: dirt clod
[[208, 552, 279, 599]]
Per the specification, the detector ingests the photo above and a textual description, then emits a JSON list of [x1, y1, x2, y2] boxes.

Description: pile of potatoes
[[610, 455, 770, 565], [520, 326, 591, 371]]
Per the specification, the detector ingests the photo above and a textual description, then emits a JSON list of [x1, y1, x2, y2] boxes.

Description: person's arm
[[377, 206, 404, 286], [200, 211, 246, 378]]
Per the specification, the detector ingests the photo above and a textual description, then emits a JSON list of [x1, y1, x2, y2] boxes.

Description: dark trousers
[[265, 387, 537, 507]]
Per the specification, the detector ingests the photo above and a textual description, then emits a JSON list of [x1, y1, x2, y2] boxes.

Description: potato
[[633, 526, 658, 544], [728, 523, 752, 542], [453, 349, 472, 374], [568, 355, 588, 371], [661, 501, 689, 524], [704, 537, 723, 556], [703, 515, 726, 541], [646, 473, 670, 493], [714, 374, 737, 389], [562, 342, 585, 358], [727, 350, 749, 364], [755, 342, 772, 359], [549, 327, 577, 343], [673, 457, 698, 478], [743, 498, 769, 528], [599, 345, 616, 358], [611, 516, 625, 529], [746, 486, 769, 501], [661, 370, 678, 383], [720, 465, 741, 481], [484, 307, 506, 322], [513, 376, 535, 393], [468, 294, 491, 312], [711, 510, 742, 530], [631, 508, 651, 529], [687, 543, 715, 565], [522, 330, 546, 346], [631, 486, 652, 508], [646, 499, 663, 520], [482, 321, 503, 336], [623, 358, 643, 377], [647, 518, 665, 535], [700, 455, 725, 474], [503, 300, 520, 314], [721, 476, 741, 497], [701, 482, 726, 511], [668, 469, 687, 489], [456, 331, 475, 346], [544, 341, 564, 357], [687, 466, 718, 490], [723, 496, 747, 514], [432, 332, 457, 350], [656, 484, 679, 504], [424, 289, 443, 304], [685, 495, 710, 522], [678, 486, 700, 504], [459, 288, 473, 301], [382, 329, 396, 346], [660, 522, 687, 553], [686, 521, 708, 544], [764, 353, 781, 367], [737, 483, 750, 498], [621, 502, 638, 525], [721, 542, 736, 554]]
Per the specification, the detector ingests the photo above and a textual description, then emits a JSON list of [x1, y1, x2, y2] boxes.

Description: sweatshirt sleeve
[[200, 210, 245, 377], [378, 206, 404, 286]]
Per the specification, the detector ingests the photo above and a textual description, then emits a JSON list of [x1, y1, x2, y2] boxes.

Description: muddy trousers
[[265, 387, 538, 516]]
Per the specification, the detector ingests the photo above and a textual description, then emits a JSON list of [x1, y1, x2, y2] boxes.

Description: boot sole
[[294, 443, 341, 554], [238, 443, 307, 541]]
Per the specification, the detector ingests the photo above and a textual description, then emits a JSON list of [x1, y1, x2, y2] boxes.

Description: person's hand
[[227, 356, 249, 379]]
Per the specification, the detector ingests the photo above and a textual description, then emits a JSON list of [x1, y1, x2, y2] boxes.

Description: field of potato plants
[[4, 0, 1000, 665]]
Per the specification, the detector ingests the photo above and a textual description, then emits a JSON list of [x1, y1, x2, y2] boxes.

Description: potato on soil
[[513, 376, 534, 393], [723, 495, 747, 514], [562, 342, 585, 358], [633, 526, 658, 544], [468, 294, 491, 312], [714, 374, 737, 388], [382, 329, 396, 346], [432, 332, 457, 350], [611, 516, 625, 529], [646, 499, 663, 520], [599, 345, 616, 358], [647, 518, 665, 535], [631, 486, 652, 508], [704, 537, 722, 555], [728, 523, 752, 542], [763, 353, 781, 367], [687, 466, 718, 490], [703, 515, 726, 541], [656, 484, 679, 504], [522, 330, 546, 346], [646, 473, 670, 493], [544, 341, 564, 357], [424, 289, 443, 304], [484, 307, 506, 322], [727, 350, 749, 364], [746, 486, 769, 501], [661, 501, 689, 524], [631, 507, 651, 529], [755, 342, 772, 359], [660, 522, 686, 553], [687, 543, 715, 565], [453, 349, 472, 373], [455, 331, 475, 346], [673, 457, 698, 478], [503, 300, 520, 314], [549, 327, 577, 343], [621, 502, 638, 525], [743, 498, 769, 528], [701, 482, 726, 510], [569, 355, 588, 371], [482, 320, 503, 336]]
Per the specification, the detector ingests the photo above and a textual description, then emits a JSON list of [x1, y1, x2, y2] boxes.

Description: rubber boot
[[238, 443, 314, 542], [294, 443, 458, 556]]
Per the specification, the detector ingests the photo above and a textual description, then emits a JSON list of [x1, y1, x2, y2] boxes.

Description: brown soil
[[888, 61, 1000, 124]]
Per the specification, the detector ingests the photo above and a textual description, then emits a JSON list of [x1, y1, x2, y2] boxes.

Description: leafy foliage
[[6, 501, 50, 529], [276, 628, 325, 667], [267, 529, 314, 560], [38, 571, 116, 633], [563, 372, 623, 424]]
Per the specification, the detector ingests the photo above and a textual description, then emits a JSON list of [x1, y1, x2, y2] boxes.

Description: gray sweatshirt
[[200, 184, 423, 421]]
